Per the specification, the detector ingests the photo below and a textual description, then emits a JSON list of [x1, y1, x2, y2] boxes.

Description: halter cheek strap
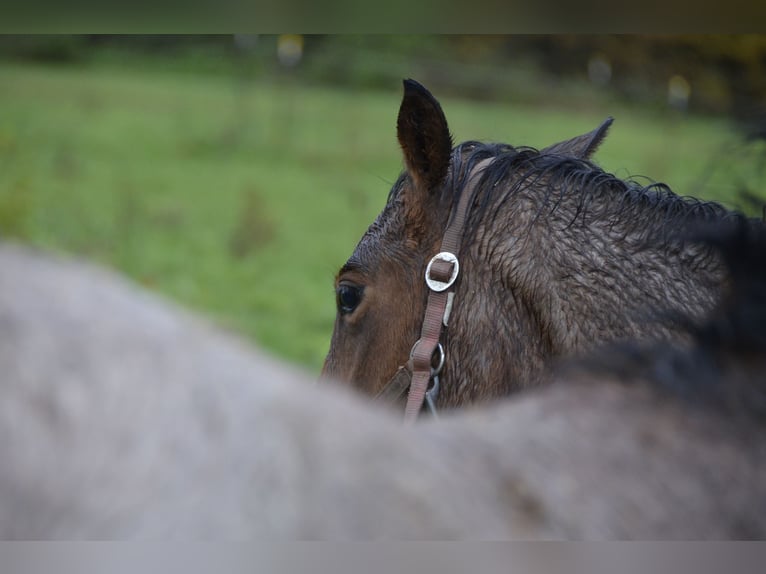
[[374, 157, 494, 423]]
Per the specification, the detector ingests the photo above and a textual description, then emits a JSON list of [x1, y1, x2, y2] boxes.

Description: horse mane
[[561, 218, 766, 421], [445, 141, 740, 245]]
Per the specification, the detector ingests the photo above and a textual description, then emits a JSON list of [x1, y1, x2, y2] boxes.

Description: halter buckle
[[425, 375, 440, 418], [409, 340, 445, 376], [425, 252, 459, 292]]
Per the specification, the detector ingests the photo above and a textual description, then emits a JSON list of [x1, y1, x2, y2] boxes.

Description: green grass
[[0, 61, 763, 372]]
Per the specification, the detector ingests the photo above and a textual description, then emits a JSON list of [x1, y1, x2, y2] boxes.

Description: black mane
[[442, 141, 741, 244]]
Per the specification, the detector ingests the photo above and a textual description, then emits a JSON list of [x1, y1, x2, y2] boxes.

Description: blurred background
[[1, 35, 765, 372]]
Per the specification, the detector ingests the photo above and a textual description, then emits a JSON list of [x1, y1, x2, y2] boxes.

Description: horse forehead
[[362, 199, 404, 242], [347, 221, 386, 270], [349, 209, 412, 272]]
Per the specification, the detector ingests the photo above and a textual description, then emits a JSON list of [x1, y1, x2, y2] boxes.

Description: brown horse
[[323, 79, 741, 410], [0, 220, 764, 538]]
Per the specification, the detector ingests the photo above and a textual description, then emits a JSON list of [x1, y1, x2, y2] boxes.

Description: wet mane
[[428, 141, 741, 245]]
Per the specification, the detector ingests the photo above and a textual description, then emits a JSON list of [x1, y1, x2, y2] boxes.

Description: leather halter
[[374, 157, 494, 423]]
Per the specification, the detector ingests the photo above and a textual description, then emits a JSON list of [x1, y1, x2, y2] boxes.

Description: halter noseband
[[375, 157, 494, 423]]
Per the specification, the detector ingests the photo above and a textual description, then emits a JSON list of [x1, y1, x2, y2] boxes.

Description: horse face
[[321, 219, 430, 395], [322, 80, 453, 395]]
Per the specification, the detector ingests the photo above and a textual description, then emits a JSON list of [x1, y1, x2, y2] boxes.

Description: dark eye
[[337, 284, 363, 315]]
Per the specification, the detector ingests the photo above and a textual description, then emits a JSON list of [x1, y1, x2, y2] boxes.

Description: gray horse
[[0, 220, 763, 538]]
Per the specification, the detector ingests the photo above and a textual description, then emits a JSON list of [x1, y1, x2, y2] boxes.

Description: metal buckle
[[409, 340, 445, 376], [425, 252, 459, 292], [425, 375, 440, 418], [409, 340, 444, 419]]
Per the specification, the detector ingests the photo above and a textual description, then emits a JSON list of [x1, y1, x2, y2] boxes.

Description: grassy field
[[0, 60, 763, 372]]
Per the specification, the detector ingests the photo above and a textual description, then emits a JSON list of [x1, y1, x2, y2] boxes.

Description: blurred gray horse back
[[0, 243, 763, 539]]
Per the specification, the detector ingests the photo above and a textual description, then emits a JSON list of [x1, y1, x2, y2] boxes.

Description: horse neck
[[440, 176, 727, 405], [492, 181, 726, 353]]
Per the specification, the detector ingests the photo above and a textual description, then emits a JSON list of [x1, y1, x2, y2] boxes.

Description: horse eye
[[337, 284, 363, 315]]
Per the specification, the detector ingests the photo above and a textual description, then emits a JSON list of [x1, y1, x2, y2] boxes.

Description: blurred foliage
[[532, 35, 766, 117], [1, 35, 766, 119]]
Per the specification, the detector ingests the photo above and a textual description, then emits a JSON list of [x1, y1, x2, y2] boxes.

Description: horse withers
[[323, 79, 739, 411]]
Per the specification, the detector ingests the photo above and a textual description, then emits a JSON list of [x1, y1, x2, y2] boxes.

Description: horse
[[322, 79, 744, 414], [0, 218, 764, 538]]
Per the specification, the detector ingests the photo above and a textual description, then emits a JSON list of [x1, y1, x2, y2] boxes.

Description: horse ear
[[397, 79, 453, 193], [541, 117, 614, 159]]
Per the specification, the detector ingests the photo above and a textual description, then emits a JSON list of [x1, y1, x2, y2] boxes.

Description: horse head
[[323, 79, 727, 412]]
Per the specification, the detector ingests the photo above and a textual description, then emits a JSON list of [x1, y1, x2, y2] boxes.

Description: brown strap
[[374, 364, 412, 407], [403, 158, 494, 423]]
